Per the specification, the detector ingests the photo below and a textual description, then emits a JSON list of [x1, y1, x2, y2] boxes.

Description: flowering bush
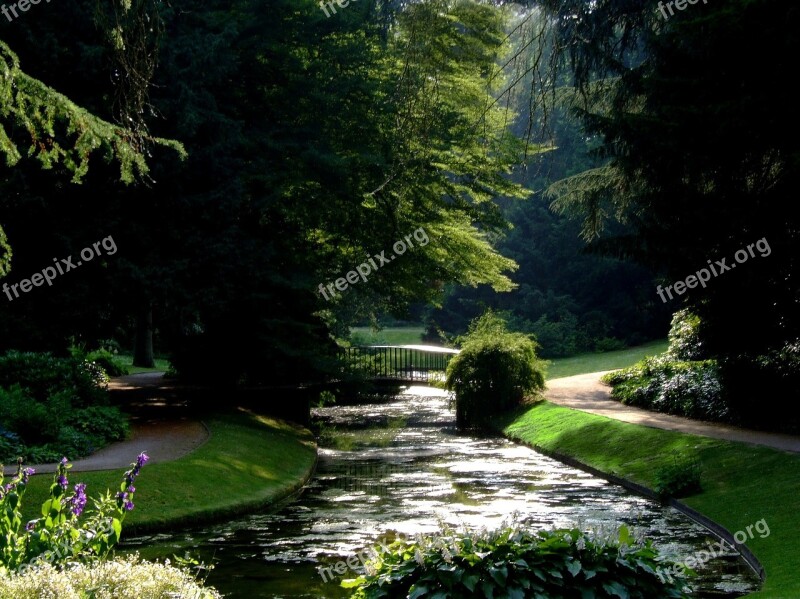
[[666, 310, 706, 361], [0, 554, 221, 598], [602, 356, 731, 423], [342, 524, 687, 598], [0, 453, 147, 574]]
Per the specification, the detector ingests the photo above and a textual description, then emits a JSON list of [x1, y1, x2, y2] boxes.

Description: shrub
[[720, 340, 800, 432], [655, 456, 703, 499], [67, 406, 129, 444], [666, 310, 706, 361], [0, 385, 59, 444], [0, 352, 127, 463], [86, 348, 130, 377], [0, 351, 108, 408], [0, 554, 221, 599], [446, 313, 546, 428], [342, 524, 688, 598], [602, 356, 731, 423]]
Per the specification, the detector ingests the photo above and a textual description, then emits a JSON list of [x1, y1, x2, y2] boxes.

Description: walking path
[[10, 370, 797, 476], [3, 373, 209, 476], [546, 371, 800, 453]]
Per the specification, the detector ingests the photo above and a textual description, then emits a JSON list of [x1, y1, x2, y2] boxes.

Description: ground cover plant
[[343, 524, 686, 598]]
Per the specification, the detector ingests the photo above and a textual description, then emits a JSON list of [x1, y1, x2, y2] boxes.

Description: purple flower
[[136, 452, 149, 468], [124, 500, 134, 511], [25, 520, 36, 531], [70, 483, 87, 517], [21, 467, 35, 485], [57, 475, 68, 490], [60, 457, 69, 466]]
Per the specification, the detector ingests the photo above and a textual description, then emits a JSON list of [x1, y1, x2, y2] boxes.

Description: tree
[[534, 0, 799, 425]]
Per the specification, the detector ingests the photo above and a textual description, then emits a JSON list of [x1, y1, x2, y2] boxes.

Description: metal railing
[[341, 345, 459, 383]]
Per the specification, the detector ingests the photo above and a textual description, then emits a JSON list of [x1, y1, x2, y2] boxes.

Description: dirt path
[[3, 373, 209, 476], [546, 372, 800, 453]]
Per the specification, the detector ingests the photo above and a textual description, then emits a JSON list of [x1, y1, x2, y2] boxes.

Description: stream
[[125, 386, 760, 597]]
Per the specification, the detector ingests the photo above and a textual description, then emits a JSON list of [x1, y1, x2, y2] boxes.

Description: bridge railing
[[341, 345, 459, 383]]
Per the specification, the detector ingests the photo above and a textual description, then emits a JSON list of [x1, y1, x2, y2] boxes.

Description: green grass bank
[[498, 343, 800, 598], [21, 410, 317, 534]]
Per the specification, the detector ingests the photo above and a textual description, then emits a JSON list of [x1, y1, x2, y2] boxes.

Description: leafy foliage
[[720, 340, 800, 433], [537, 0, 800, 418], [0, 352, 127, 463], [342, 524, 687, 598], [0, 453, 147, 573], [446, 312, 546, 428], [666, 310, 705, 362], [1, 41, 184, 183], [69, 345, 130, 378], [0, 351, 108, 408], [602, 356, 729, 423]]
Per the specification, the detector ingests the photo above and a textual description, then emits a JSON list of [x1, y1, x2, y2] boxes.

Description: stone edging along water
[[504, 437, 766, 586]]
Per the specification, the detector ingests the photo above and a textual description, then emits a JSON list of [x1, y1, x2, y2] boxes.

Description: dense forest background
[[2, 0, 797, 429]]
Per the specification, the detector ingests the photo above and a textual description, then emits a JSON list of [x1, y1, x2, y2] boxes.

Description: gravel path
[[546, 372, 800, 453]]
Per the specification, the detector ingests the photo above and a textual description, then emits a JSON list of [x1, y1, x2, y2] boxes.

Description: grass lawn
[[544, 339, 668, 380], [498, 341, 799, 598], [350, 326, 426, 346], [114, 353, 171, 374], [20, 409, 317, 533]]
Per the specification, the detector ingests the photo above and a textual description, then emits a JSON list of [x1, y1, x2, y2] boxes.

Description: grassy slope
[[544, 339, 668, 379], [21, 410, 317, 533], [499, 342, 799, 598], [350, 326, 425, 346]]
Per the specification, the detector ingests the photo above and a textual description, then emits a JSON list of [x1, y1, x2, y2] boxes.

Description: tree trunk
[[133, 304, 155, 368]]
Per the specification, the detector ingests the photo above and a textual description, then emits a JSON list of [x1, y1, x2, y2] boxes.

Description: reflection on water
[[126, 386, 760, 597]]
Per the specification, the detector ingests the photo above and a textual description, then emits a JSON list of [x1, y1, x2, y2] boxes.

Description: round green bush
[[446, 313, 546, 428]]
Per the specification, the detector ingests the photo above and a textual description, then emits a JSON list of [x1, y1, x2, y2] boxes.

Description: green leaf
[[617, 526, 634, 547], [566, 559, 582, 577], [489, 565, 508, 586], [41, 498, 61, 518], [602, 581, 630, 599], [409, 585, 428, 599], [462, 573, 480, 592]]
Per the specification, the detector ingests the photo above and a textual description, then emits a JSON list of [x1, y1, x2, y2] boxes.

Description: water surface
[[126, 386, 760, 597]]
